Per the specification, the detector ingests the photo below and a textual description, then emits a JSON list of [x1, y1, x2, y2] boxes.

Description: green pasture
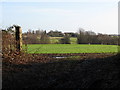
[[50, 37, 77, 44], [26, 44, 118, 54], [49, 37, 62, 44]]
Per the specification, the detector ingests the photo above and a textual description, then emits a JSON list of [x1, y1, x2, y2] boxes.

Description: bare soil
[[2, 53, 120, 89]]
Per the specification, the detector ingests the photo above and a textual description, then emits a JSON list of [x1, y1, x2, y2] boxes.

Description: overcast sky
[[0, 0, 119, 34]]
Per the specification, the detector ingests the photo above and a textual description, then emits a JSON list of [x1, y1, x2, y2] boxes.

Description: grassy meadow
[[50, 37, 77, 44], [26, 44, 118, 54]]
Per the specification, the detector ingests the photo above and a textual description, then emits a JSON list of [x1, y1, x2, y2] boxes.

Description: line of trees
[[77, 29, 118, 45], [23, 29, 50, 44], [22, 29, 119, 45]]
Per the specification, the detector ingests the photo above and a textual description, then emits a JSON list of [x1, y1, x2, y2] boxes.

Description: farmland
[[26, 44, 118, 54], [49, 37, 77, 44]]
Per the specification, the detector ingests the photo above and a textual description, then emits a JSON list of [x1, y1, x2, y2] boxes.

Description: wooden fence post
[[15, 26, 22, 51]]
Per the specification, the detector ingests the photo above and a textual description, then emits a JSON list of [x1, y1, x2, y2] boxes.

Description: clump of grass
[[68, 56, 81, 59]]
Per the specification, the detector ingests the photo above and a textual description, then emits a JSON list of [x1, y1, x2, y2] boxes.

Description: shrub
[[59, 35, 71, 44]]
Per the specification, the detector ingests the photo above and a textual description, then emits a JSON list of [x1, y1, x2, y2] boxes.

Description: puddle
[[52, 56, 81, 59], [53, 56, 67, 59]]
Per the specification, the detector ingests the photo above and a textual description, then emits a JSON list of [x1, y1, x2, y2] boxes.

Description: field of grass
[[49, 37, 62, 44], [50, 37, 77, 44], [26, 44, 118, 54]]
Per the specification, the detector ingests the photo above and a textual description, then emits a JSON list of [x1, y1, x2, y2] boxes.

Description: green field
[[50, 37, 77, 44], [26, 44, 118, 54]]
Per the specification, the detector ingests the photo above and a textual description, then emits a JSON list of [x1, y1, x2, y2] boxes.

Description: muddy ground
[[2, 53, 120, 89]]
